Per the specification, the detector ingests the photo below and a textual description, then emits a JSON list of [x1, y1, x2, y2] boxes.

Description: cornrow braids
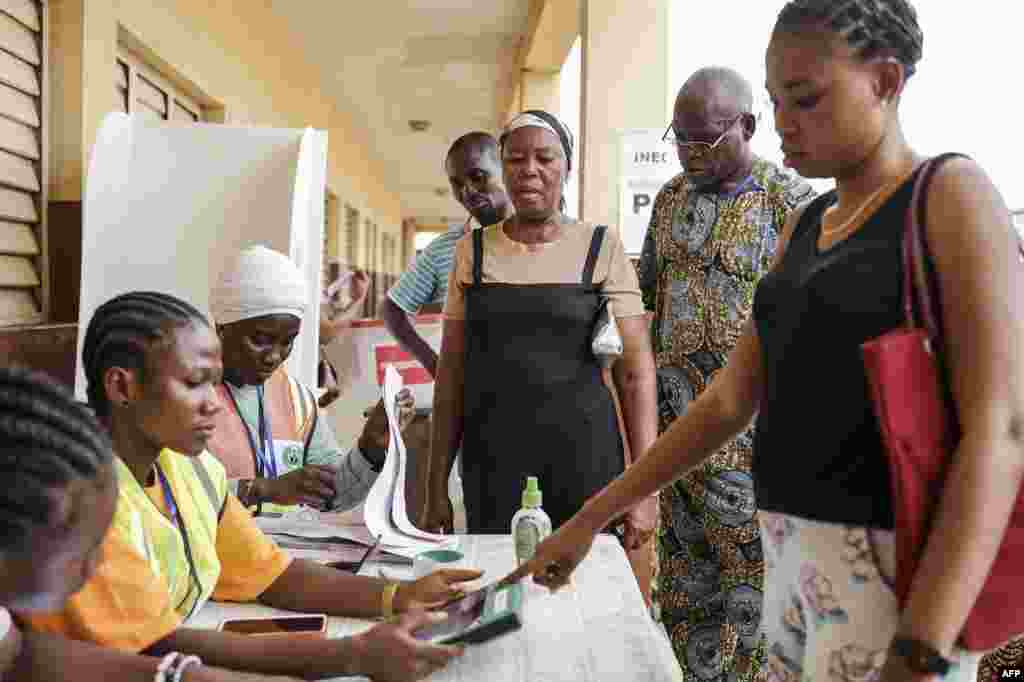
[[776, 0, 923, 78], [0, 365, 113, 552], [82, 291, 209, 417]]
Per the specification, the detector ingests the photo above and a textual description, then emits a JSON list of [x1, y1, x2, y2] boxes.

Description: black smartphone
[[219, 615, 327, 637], [413, 581, 524, 646]]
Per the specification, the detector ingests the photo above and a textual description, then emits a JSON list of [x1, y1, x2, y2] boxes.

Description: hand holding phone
[[412, 581, 523, 646]]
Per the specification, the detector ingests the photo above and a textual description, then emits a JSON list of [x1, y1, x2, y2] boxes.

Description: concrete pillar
[[520, 69, 561, 117], [579, 0, 669, 225], [505, 80, 522, 126]]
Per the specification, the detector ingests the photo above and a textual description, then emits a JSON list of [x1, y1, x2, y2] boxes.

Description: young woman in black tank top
[[509, 2, 1024, 681]]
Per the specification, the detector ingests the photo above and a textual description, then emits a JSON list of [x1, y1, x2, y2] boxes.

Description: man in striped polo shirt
[[382, 132, 511, 376]]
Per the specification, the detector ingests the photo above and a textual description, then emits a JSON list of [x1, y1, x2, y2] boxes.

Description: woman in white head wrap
[[206, 245, 413, 515], [423, 109, 659, 601]]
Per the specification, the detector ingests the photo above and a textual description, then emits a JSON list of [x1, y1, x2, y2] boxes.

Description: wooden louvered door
[[0, 0, 45, 326], [116, 48, 201, 122]]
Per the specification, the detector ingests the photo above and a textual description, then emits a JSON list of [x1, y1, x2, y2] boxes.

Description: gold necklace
[[820, 166, 915, 240]]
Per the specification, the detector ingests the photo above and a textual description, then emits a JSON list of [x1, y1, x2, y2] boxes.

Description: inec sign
[[620, 129, 679, 256]]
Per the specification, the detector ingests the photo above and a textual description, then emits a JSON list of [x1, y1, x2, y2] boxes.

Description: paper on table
[[363, 365, 454, 550], [254, 512, 436, 560], [254, 515, 378, 545]]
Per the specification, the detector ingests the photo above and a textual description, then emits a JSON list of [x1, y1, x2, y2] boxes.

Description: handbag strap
[[582, 225, 607, 285], [903, 153, 1024, 337], [902, 154, 965, 336], [471, 226, 484, 287]]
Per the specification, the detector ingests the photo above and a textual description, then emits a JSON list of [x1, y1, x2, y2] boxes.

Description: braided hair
[[775, 0, 923, 78], [0, 365, 113, 552], [82, 291, 209, 417]]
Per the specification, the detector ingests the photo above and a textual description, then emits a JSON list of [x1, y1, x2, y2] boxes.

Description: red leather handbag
[[861, 153, 1024, 652]]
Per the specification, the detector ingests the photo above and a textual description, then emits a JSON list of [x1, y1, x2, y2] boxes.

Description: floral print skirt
[[760, 511, 980, 682]]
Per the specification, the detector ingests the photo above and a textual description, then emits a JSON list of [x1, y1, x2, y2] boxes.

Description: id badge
[[273, 439, 305, 475]]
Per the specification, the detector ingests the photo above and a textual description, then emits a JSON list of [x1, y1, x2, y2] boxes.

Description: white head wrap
[[503, 113, 562, 146], [501, 110, 574, 173], [210, 245, 308, 325]]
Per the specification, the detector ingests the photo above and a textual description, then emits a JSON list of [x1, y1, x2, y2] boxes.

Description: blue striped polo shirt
[[388, 218, 476, 313]]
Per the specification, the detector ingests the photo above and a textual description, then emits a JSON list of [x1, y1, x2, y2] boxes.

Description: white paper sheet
[[384, 366, 450, 542], [253, 513, 425, 560], [362, 366, 454, 550], [254, 515, 378, 545]]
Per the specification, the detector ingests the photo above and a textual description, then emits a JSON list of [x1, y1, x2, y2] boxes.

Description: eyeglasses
[[662, 114, 745, 159]]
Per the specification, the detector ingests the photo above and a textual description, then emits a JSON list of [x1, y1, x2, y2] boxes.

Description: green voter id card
[[413, 580, 523, 646]]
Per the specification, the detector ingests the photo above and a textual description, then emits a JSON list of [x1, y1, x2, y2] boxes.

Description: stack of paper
[[257, 365, 454, 561], [362, 365, 456, 555]]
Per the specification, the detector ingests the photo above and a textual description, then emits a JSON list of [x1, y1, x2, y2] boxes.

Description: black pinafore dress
[[460, 225, 626, 533]]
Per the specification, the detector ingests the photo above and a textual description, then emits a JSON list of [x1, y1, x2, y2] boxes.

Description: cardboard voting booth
[[76, 113, 327, 397]]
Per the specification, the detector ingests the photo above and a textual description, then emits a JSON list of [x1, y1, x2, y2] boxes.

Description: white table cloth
[[191, 534, 681, 682]]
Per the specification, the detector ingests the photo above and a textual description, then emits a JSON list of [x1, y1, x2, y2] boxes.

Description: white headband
[[210, 245, 309, 325], [503, 113, 563, 151]]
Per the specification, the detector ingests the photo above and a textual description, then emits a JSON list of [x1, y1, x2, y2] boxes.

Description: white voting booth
[[76, 113, 327, 397]]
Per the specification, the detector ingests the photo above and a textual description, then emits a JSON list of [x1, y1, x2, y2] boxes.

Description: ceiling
[[267, 0, 534, 226]]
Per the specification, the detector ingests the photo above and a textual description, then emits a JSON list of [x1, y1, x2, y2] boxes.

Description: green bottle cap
[[522, 476, 542, 509]]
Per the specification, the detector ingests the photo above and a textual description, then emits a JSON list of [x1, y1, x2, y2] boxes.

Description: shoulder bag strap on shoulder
[[582, 225, 607, 285], [472, 227, 484, 287]]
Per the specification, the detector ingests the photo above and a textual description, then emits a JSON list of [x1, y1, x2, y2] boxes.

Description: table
[[191, 534, 682, 682]]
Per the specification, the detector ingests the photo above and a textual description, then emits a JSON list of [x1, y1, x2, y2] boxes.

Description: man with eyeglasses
[[637, 66, 814, 682]]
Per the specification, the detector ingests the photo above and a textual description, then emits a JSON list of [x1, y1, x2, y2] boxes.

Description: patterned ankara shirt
[[638, 156, 815, 426], [638, 156, 814, 681]]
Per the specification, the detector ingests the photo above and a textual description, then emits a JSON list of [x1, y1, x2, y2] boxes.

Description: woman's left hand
[[394, 569, 484, 612], [621, 496, 657, 551]]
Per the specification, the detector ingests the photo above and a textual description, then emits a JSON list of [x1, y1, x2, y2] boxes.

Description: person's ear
[[741, 112, 757, 141], [873, 58, 906, 106], [103, 366, 142, 409]]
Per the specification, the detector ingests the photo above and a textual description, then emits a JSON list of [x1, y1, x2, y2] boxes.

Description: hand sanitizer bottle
[[511, 476, 552, 566]]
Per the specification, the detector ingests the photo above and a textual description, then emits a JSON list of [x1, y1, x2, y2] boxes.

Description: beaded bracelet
[[154, 653, 180, 682], [170, 654, 202, 682]]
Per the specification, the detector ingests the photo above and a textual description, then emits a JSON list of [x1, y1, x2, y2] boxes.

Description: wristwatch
[[889, 636, 952, 675], [236, 478, 261, 509]]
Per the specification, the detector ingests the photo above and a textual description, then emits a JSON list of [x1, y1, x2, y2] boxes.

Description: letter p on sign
[[633, 193, 651, 215]]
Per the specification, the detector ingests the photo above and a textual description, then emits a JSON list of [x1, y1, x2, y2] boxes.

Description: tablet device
[[413, 581, 523, 646], [219, 614, 327, 637]]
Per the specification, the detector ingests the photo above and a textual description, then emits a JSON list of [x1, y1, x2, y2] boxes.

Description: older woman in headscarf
[[207, 245, 414, 514], [422, 110, 658, 596]]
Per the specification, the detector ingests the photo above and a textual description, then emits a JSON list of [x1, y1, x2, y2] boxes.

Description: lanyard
[[154, 463, 204, 620], [224, 383, 277, 479]]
